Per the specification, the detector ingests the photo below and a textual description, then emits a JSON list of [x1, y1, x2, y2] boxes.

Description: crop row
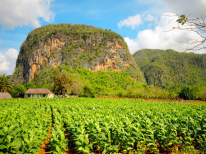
[[0, 100, 51, 153]]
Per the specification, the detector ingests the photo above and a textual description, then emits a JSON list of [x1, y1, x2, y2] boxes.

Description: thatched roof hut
[[0, 92, 12, 99]]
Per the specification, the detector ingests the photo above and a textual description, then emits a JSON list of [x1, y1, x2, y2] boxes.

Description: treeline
[[1, 64, 205, 101]]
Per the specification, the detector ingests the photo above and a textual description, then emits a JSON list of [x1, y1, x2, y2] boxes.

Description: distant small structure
[[0, 92, 12, 99], [61, 94, 77, 98], [24, 88, 54, 98]]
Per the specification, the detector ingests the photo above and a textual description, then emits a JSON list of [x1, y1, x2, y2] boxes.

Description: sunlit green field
[[0, 98, 206, 154]]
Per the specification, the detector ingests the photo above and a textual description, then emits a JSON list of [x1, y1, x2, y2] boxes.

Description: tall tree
[[53, 73, 73, 95], [14, 84, 27, 98], [24, 82, 36, 90], [53, 72, 84, 95], [0, 74, 13, 92]]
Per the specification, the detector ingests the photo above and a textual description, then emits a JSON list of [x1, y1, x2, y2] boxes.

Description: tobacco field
[[0, 98, 206, 154]]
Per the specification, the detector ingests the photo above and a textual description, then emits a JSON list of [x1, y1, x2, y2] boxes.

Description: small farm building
[[0, 92, 12, 99], [24, 88, 54, 98]]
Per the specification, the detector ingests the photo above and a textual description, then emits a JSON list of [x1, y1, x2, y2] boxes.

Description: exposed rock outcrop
[[11, 24, 145, 85]]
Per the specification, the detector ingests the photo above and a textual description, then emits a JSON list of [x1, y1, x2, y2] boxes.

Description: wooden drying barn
[[24, 88, 54, 98]]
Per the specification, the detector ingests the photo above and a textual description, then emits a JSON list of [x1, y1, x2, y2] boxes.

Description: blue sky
[[0, 0, 206, 75]]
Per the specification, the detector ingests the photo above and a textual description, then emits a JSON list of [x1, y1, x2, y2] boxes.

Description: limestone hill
[[11, 24, 145, 85]]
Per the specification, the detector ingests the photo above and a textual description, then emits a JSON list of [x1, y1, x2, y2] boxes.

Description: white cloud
[[124, 37, 139, 54], [0, 0, 55, 29], [0, 54, 10, 74], [0, 39, 2, 44], [118, 14, 142, 29], [121, 1, 206, 54], [125, 13, 204, 54], [0, 48, 19, 75], [144, 14, 156, 22], [161, 0, 206, 17], [138, 0, 206, 18]]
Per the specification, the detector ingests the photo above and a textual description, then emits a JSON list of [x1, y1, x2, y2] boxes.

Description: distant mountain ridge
[[133, 49, 206, 88]]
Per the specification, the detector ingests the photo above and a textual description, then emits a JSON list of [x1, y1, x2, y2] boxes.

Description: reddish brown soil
[[38, 112, 53, 154]]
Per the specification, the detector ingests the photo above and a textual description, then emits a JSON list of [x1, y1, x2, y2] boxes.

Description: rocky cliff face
[[11, 24, 145, 85]]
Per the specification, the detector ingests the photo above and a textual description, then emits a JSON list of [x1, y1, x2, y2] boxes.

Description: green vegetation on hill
[[133, 49, 206, 88], [133, 49, 206, 89], [3, 62, 174, 99], [133, 49, 206, 100], [30, 63, 205, 100], [31, 64, 150, 97]]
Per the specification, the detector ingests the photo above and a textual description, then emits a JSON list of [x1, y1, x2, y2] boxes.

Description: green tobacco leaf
[[102, 148, 107, 154], [24, 138, 30, 145], [168, 142, 173, 146], [7, 135, 12, 144], [197, 127, 201, 131], [147, 143, 156, 147], [127, 147, 133, 150], [75, 141, 82, 146], [3, 126, 8, 132], [78, 146, 84, 151], [0, 130, 4, 136], [0, 144, 7, 150], [9, 138, 22, 149], [56, 145, 62, 152]]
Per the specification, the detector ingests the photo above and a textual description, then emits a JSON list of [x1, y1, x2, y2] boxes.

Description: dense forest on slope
[[10, 24, 145, 85], [133, 49, 206, 89]]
